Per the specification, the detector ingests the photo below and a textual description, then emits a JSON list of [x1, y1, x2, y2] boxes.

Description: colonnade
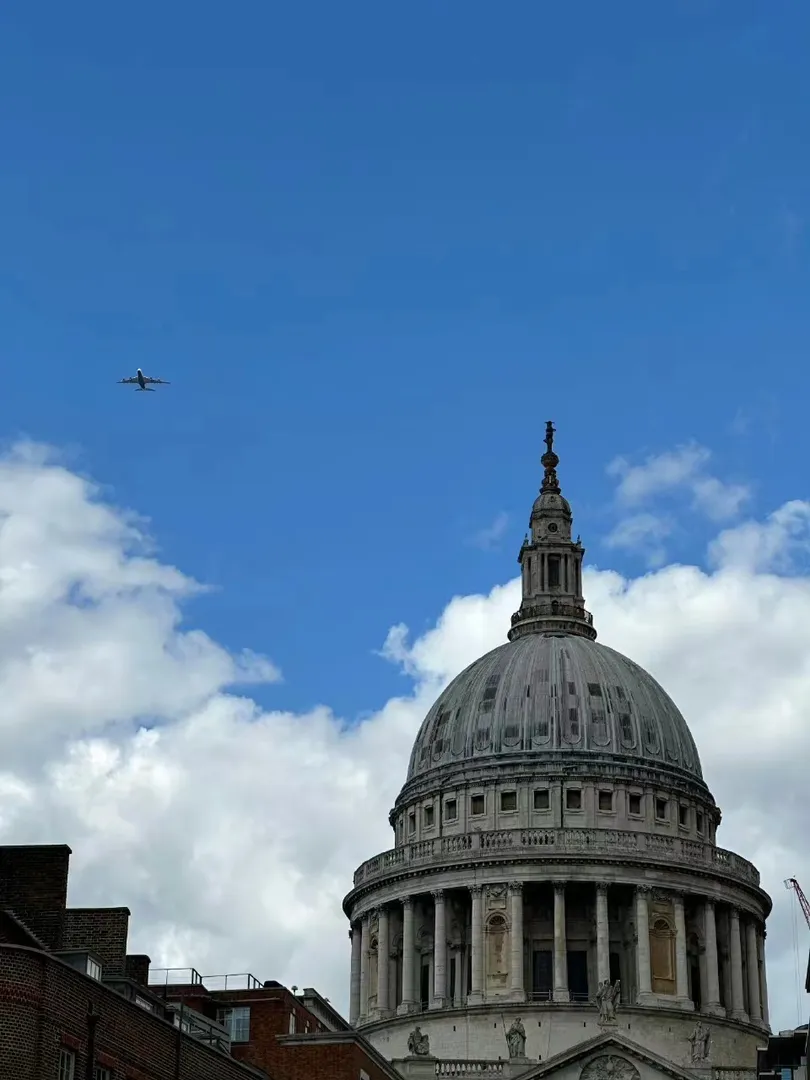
[[348, 881, 768, 1030]]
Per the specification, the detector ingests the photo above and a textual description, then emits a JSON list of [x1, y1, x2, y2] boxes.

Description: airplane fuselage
[[136, 368, 146, 389]]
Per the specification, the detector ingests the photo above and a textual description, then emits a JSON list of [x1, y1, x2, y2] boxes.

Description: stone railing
[[352, 828, 760, 889], [435, 1062, 505, 1077]]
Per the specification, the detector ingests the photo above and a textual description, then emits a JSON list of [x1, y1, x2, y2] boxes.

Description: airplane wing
[[143, 377, 170, 385], [118, 377, 139, 384]]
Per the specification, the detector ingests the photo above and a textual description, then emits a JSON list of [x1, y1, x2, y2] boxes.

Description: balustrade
[[435, 1062, 505, 1077], [352, 827, 760, 888]]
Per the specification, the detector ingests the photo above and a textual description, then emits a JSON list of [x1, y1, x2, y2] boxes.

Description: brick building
[[149, 969, 400, 1080], [0, 843, 400, 1080]]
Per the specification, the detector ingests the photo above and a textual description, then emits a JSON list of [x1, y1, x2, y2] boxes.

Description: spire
[[508, 423, 596, 642], [541, 420, 560, 494]]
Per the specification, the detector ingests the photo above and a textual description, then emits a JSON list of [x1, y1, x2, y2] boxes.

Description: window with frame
[[598, 790, 613, 813], [678, 805, 689, 829], [94, 1069, 111, 1080], [217, 1006, 251, 1043], [696, 811, 705, 835], [500, 791, 517, 813], [423, 804, 435, 828], [628, 793, 643, 816], [533, 788, 550, 811], [408, 812, 416, 835], [289, 1011, 296, 1034], [86, 956, 102, 982], [655, 797, 669, 821], [58, 1050, 76, 1080], [470, 794, 485, 816], [444, 798, 458, 821], [565, 788, 582, 811]]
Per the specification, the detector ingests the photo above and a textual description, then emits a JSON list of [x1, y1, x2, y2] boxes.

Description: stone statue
[[596, 979, 621, 1025], [407, 1026, 430, 1057], [689, 1021, 711, 1064], [506, 1017, 526, 1059]]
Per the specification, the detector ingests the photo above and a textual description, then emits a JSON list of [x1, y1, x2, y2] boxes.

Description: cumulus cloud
[[0, 441, 806, 1032], [605, 442, 751, 561]]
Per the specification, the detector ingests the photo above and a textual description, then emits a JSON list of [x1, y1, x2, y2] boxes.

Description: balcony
[[351, 827, 760, 890]]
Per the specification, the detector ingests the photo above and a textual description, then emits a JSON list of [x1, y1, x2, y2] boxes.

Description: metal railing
[[352, 827, 760, 889], [148, 967, 205, 988], [200, 973, 263, 992]]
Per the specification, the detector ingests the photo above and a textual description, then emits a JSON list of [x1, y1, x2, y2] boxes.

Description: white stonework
[[343, 425, 770, 1080]]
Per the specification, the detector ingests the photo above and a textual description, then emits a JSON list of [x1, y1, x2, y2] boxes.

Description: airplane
[[118, 369, 170, 392]]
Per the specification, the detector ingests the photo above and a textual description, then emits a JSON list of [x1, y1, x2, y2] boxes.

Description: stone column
[[510, 882, 525, 1000], [470, 885, 484, 1003], [759, 930, 770, 1029], [673, 892, 692, 1008], [729, 908, 747, 1022], [398, 897, 415, 1015], [703, 900, 723, 1015], [635, 885, 652, 1001], [359, 913, 370, 1020], [453, 948, 465, 1008], [432, 890, 447, 1008], [745, 919, 762, 1023], [349, 925, 362, 1024], [553, 880, 569, 1002], [377, 907, 390, 1015], [595, 883, 610, 986]]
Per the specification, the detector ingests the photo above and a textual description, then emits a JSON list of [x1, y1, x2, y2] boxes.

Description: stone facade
[[343, 426, 770, 1080]]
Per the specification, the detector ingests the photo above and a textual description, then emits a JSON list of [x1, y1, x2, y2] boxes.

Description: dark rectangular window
[[609, 952, 621, 987], [598, 790, 613, 812], [679, 805, 689, 829], [500, 791, 517, 812], [566, 788, 582, 811], [628, 793, 642, 816], [449, 956, 456, 1003], [548, 554, 561, 588], [696, 811, 704, 835], [567, 950, 589, 1001], [532, 949, 553, 997], [423, 805, 434, 828], [445, 798, 458, 821], [470, 794, 485, 815], [533, 789, 550, 811], [420, 959, 430, 1009], [655, 797, 668, 821], [587, 683, 603, 696], [408, 812, 416, 834]]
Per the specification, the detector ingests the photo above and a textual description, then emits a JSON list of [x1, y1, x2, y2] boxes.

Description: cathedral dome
[[403, 419, 706, 793], [406, 632, 705, 784]]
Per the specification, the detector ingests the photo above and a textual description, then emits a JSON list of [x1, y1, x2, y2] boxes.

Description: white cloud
[[469, 511, 510, 551], [0, 441, 807, 1033], [605, 442, 752, 561], [604, 512, 673, 568]]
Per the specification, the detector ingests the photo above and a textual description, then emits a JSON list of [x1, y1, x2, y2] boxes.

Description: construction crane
[[784, 877, 810, 929]]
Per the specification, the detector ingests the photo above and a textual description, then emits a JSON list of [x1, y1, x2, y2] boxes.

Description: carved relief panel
[[580, 1055, 640, 1080]]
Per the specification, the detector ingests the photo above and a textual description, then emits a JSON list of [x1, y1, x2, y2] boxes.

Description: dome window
[[408, 812, 416, 835], [470, 794, 485, 816], [696, 811, 705, 835], [479, 672, 500, 714], [565, 788, 582, 811], [655, 797, 669, 822], [533, 789, 550, 812], [444, 798, 458, 822], [598, 790, 614, 813], [628, 793, 643, 816], [564, 708, 581, 742], [678, 805, 689, 829], [500, 791, 517, 813], [423, 805, 435, 829], [587, 683, 603, 697]]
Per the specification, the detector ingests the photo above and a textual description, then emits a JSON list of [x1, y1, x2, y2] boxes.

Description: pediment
[[513, 1032, 702, 1080]]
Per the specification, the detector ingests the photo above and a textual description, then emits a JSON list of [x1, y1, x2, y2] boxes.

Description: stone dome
[[406, 632, 705, 784]]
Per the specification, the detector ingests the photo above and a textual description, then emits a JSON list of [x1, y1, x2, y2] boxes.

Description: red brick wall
[[211, 991, 326, 1079], [62, 907, 130, 975], [0, 945, 268, 1080], [276, 1041, 396, 1080], [0, 844, 70, 949]]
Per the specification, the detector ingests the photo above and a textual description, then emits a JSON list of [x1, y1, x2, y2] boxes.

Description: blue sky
[[1, 1, 808, 721]]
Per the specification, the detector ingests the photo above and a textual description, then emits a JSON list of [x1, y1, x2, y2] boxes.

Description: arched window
[[485, 913, 509, 984]]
